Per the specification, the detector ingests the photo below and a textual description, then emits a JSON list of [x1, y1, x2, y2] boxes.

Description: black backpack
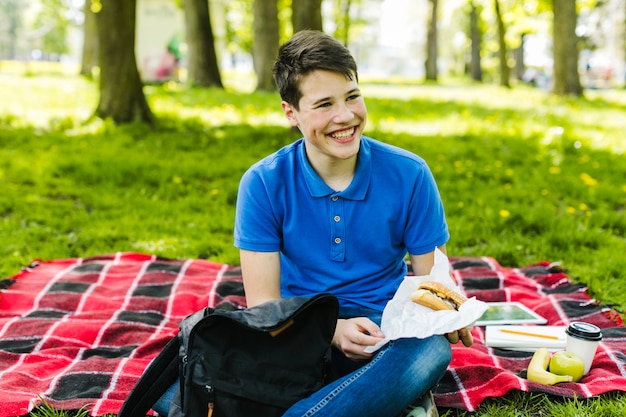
[[119, 293, 339, 417]]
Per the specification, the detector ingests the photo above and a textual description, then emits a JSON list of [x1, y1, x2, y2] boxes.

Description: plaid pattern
[[0, 253, 624, 415], [0, 253, 245, 416], [434, 257, 626, 412]]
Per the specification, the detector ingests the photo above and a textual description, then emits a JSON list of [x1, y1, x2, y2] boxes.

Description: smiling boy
[[233, 30, 471, 416]]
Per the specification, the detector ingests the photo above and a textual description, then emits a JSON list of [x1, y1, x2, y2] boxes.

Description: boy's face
[[282, 70, 367, 165]]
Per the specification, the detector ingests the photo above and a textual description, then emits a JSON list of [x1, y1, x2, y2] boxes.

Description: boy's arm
[[408, 244, 446, 276], [239, 249, 282, 308], [240, 249, 384, 359]]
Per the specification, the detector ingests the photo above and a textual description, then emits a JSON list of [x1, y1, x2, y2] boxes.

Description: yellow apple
[[549, 350, 585, 382]]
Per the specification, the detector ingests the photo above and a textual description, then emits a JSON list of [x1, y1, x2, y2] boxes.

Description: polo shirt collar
[[298, 137, 371, 200]]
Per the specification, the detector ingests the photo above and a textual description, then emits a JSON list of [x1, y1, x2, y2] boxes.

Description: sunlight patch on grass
[[0, 73, 95, 127], [152, 100, 286, 127], [132, 238, 185, 254], [362, 82, 625, 154]]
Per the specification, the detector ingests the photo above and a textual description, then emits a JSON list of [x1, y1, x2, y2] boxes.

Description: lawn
[[1, 66, 625, 416]]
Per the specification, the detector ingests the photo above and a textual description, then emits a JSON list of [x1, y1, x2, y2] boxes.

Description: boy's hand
[[446, 327, 473, 347], [332, 318, 385, 361]]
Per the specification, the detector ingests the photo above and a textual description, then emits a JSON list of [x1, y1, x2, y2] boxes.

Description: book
[[485, 325, 567, 352]]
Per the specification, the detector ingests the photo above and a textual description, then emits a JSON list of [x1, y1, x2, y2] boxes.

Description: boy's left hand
[[446, 327, 473, 347]]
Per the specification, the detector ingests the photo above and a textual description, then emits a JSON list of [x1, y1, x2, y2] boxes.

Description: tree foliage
[[0, 0, 27, 59], [334, 0, 353, 46], [32, 0, 70, 58], [223, 0, 254, 56]]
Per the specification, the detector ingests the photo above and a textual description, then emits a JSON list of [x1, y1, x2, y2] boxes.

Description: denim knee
[[397, 335, 451, 389], [429, 335, 452, 376]]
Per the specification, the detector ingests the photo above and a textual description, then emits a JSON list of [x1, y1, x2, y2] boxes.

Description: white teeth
[[331, 127, 355, 139]]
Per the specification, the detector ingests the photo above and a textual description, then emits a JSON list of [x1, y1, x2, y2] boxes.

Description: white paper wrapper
[[364, 248, 489, 353]]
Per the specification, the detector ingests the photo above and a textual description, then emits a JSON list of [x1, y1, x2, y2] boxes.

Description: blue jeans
[[152, 307, 452, 417], [152, 383, 177, 415], [282, 307, 451, 417]]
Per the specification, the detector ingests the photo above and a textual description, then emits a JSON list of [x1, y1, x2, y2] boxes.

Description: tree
[[552, 0, 583, 96], [334, 0, 352, 46], [33, 0, 70, 60], [513, 34, 525, 81], [80, 1, 98, 77], [425, 0, 439, 81], [94, 0, 154, 124], [252, 0, 279, 91], [292, 0, 323, 33], [469, 0, 483, 81], [494, 0, 510, 87], [0, 0, 26, 59], [184, 0, 223, 87]]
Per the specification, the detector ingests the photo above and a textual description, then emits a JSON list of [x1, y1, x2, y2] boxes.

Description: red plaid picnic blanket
[[0, 253, 624, 415], [434, 256, 626, 411], [0, 253, 245, 416]]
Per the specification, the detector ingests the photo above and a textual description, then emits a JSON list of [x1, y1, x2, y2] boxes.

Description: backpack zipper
[[206, 385, 215, 417], [180, 355, 188, 405]]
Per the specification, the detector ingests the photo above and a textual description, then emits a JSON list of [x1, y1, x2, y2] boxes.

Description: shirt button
[[334, 237, 341, 244], [334, 215, 340, 222], [331, 196, 339, 201]]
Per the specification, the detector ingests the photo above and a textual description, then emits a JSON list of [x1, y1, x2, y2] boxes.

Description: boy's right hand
[[332, 318, 385, 361]]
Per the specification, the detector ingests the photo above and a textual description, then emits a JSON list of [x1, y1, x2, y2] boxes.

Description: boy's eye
[[347, 94, 360, 101], [317, 102, 332, 108]]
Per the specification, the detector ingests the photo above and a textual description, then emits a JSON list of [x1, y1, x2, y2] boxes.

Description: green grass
[[439, 390, 626, 416], [1, 67, 626, 416]]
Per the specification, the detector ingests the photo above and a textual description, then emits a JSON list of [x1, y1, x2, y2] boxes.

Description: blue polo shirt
[[234, 136, 449, 311]]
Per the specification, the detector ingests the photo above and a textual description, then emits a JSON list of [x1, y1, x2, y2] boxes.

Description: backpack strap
[[118, 336, 180, 417]]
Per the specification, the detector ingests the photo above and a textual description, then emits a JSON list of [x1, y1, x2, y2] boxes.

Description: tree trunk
[[330, 0, 352, 46], [80, 1, 98, 78], [184, 0, 223, 88], [292, 0, 323, 33], [552, 0, 583, 96], [469, 0, 482, 82], [252, 0, 279, 91], [95, 0, 154, 125], [514, 34, 525, 80], [494, 0, 510, 88], [337, 0, 352, 46], [425, 0, 438, 81], [1, 0, 24, 60]]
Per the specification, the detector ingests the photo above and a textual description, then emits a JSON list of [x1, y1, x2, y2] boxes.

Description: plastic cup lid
[[566, 322, 602, 341]]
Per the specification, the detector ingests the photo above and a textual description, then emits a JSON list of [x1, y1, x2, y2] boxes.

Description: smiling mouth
[[329, 127, 356, 141]]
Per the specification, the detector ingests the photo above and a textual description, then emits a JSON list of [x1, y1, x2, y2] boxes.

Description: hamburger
[[411, 281, 467, 311]]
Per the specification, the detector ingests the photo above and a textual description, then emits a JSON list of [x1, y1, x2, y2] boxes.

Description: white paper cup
[[565, 322, 602, 375]]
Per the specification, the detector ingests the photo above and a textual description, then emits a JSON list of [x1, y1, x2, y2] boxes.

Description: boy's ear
[[281, 101, 299, 127]]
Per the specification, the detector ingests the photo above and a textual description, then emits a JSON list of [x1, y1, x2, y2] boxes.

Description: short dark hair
[[273, 30, 358, 109]]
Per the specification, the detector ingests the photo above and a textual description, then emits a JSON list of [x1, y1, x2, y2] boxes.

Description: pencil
[[499, 328, 560, 340]]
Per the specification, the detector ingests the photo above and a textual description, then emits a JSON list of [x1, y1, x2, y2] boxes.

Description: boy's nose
[[333, 103, 354, 122]]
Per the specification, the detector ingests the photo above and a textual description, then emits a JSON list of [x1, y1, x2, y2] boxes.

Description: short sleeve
[[404, 162, 449, 255], [234, 169, 283, 252]]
